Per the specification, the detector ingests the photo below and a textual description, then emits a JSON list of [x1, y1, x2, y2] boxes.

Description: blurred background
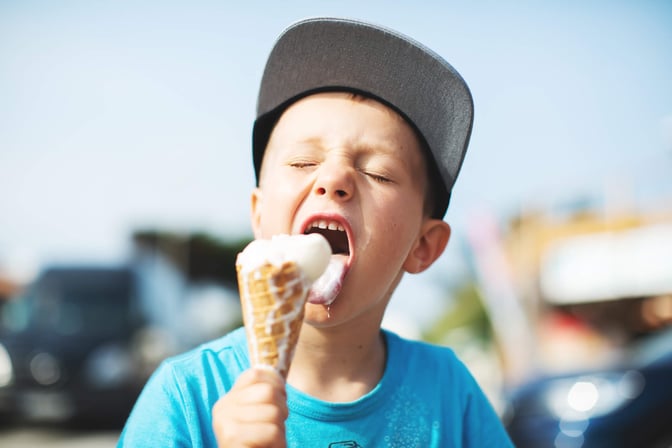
[[1, 1, 671, 446]]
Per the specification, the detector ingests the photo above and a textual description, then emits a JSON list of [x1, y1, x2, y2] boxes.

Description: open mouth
[[303, 219, 350, 257], [301, 216, 352, 306]]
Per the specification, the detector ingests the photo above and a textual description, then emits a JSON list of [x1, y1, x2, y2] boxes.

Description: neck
[[287, 322, 387, 402]]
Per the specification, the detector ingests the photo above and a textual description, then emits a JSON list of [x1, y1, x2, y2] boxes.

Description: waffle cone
[[237, 261, 307, 378]]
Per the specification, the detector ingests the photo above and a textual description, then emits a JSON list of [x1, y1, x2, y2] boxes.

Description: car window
[[0, 294, 31, 333], [32, 276, 134, 335]]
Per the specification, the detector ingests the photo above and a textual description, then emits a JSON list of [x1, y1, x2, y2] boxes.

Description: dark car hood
[[1, 328, 133, 388]]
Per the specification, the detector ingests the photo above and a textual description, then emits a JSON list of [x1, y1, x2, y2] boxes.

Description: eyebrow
[[297, 136, 402, 159], [297, 137, 323, 148]]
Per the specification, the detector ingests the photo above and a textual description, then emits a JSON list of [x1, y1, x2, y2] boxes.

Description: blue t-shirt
[[118, 327, 513, 447]]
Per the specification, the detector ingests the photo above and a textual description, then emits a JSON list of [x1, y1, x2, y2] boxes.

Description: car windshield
[[3, 270, 136, 337]]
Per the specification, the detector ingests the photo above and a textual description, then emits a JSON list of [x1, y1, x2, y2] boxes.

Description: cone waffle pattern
[[237, 261, 307, 378]]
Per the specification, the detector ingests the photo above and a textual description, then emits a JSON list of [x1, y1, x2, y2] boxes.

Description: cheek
[[373, 206, 416, 254], [259, 199, 287, 234], [377, 194, 423, 250], [383, 190, 424, 230], [257, 179, 303, 235]]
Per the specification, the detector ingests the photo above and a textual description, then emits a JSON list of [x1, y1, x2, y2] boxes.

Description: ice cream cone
[[237, 260, 308, 378], [235, 234, 332, 378]]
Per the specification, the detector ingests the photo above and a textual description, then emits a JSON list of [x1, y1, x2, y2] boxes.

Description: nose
[[313, 159, 354, 201]]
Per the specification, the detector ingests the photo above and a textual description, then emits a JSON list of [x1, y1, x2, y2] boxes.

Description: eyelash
[[362, 170, 391, 183], [366, 173, 392, 184], [289, 161, 316, 169], [289, 162, 392, 183]]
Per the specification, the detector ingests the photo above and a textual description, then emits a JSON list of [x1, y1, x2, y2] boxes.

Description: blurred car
[[0, 265, 155, 426], [504, 326, 672, 448]]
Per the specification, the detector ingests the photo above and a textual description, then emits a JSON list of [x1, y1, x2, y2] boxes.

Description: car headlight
[[545, 370, 645, 421], [0, 343, 13, 387]]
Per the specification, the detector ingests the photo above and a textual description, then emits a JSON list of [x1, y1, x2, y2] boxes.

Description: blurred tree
[[423, 281, 494, 347], [132, 230, 252, 286]]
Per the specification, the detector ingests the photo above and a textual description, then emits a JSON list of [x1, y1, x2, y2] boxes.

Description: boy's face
[[251, 92, 448, 327]]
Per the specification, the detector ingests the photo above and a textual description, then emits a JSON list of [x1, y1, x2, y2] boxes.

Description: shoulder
[[165, 326, 248, 367], [384, 331, 514, 446], [118, 327, 250, 447], [383, 330, 486, 399], [384, 329, 462, 371], [121, 326, 250, 420], [158, 326, 249, 387]]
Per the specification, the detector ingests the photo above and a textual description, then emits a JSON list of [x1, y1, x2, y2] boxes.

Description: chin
[[301, 303, 342, 329]]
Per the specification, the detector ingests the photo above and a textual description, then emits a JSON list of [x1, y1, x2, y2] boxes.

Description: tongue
[[307, 257, 346, 305]]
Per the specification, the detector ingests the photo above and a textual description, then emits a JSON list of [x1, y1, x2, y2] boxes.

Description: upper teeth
[[309, 219, 345, 232]]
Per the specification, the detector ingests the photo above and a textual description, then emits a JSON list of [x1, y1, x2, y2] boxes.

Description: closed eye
[[363, 171, 392, 183], [288, 161, 317, 169]]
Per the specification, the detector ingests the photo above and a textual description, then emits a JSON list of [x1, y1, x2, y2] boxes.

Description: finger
[[212, 400, 287, 448], [234, 367, 285, 388], [234, 401, 289, 424], [237, 381, 286, 407], [229, 422, 287, 448]]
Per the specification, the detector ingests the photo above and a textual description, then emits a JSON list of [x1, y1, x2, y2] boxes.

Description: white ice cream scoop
[[236, 233, 332, 284]]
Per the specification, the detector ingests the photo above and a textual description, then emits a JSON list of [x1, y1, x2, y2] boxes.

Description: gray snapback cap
[[253, 17, 474, 218]]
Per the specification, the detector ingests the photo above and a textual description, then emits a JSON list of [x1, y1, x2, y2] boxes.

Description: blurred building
[[496, 201, 672, 379]]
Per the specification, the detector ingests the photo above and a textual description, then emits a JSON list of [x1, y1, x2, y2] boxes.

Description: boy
[[118, 17, 514, 447]]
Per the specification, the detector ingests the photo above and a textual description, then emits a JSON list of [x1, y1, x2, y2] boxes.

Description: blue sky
[[1, 0, 671, 296]]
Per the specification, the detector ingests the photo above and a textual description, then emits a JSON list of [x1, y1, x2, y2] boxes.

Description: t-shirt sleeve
[[460, 370, 515, 448], [117, 361, 195, 448], [117, 329, 248, 448]]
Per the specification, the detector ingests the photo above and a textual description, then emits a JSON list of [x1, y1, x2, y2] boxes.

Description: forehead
[[265, 92, 424, 160]]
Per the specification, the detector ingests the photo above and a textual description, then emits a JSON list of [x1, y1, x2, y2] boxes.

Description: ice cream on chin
[[236, 233, 332, 377]]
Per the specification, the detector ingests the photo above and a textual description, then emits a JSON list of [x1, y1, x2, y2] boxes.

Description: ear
[[403, 219, 451, 274], [250, 188, 263, 239]]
